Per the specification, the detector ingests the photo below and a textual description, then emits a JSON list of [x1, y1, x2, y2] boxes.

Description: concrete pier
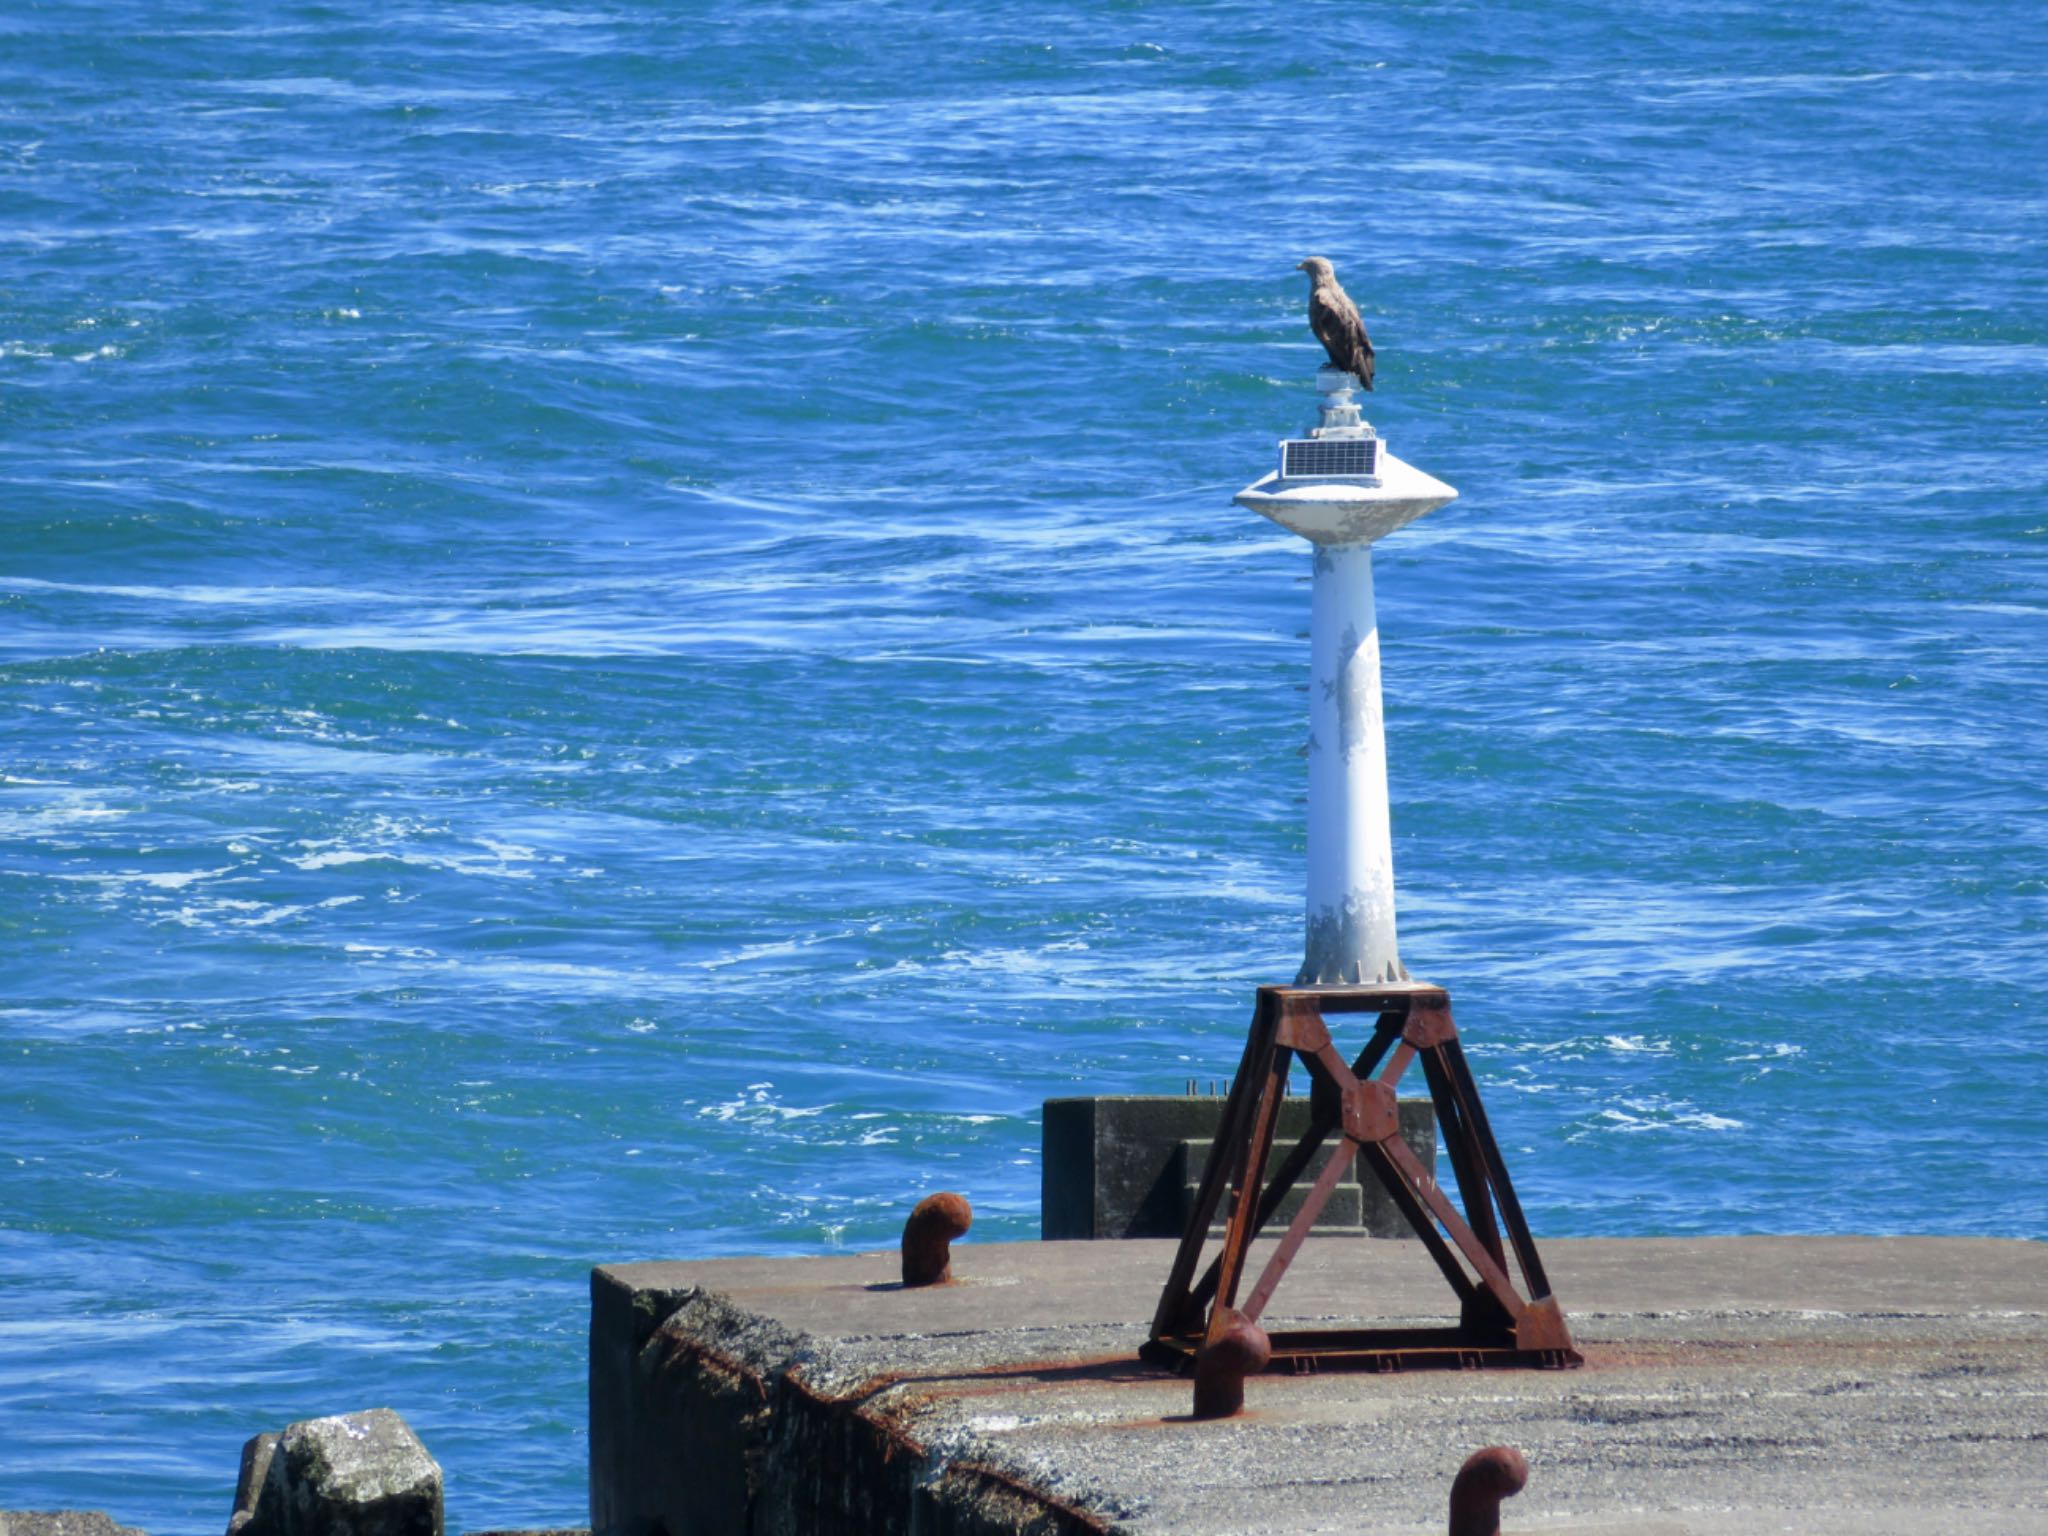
[[590, 1235, 2048, 1535]]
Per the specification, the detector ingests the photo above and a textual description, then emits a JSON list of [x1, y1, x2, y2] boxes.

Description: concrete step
[[1179, 1137, 1427, 1238], [1177, 1138, 1366, 1234], [1041, 1094, 1438, 1240]]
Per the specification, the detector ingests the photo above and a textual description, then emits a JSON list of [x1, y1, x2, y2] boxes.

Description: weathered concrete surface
[[227, 1432, 281, 1535], [0, 1516, 146, 1536], [231, 1409, 442, 1536], [593, 1236, 2048, 1536]]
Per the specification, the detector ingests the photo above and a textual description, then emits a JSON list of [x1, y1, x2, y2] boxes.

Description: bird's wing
[[1309, 284, 1375, 388], [1306, 286, 1351, 361]]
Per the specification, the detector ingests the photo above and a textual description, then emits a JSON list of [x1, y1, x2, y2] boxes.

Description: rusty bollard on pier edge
[[1189, 1308, 1271, 1420], [1449, 1445, 1528, 1536], [901, 1192, 972, 1286]]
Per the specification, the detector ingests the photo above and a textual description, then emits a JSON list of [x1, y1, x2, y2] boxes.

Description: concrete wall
[[1041, 1095, 1435, 1240], [589, 1269, 1113, 1536]]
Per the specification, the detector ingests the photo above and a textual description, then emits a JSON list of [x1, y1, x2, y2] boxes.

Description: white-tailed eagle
[[1296, 257, 1375, 392]]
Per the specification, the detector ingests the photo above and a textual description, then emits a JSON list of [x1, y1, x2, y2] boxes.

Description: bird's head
[[1296, 256, 1335, 282]]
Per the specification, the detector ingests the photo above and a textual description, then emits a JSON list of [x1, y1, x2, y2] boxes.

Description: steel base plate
[[1142, 1328, 1581, 1376]]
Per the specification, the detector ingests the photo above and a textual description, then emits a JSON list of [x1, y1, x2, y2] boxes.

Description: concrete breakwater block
[[592, 1236, 2048, 1535], [0, 1516, 146, 1536], [228, 1408, 442, 1536], [1040, 1094, 1436, 1240]]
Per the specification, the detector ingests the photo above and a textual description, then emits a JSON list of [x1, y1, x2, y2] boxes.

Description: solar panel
[[1279, 437, 1380, 481]]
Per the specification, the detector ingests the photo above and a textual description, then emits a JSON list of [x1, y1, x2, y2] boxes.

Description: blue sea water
[[3, 0, 2046, 1527]]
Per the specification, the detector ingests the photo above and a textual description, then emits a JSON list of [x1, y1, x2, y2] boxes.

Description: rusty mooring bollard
[[1190, 1308, 1271, 1420], [1449, 1445, 1529, 1536], [900, 1191, 972, 1286]]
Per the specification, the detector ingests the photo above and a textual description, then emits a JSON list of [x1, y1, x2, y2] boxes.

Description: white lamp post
[[1147, 376, 1576, 1388], [1236, 366, 1457, 986]]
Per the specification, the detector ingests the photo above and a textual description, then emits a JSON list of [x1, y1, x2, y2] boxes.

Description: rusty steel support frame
[[1144, 983, 1583, 1376]]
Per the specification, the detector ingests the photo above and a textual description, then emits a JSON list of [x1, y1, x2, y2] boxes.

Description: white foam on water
[[53, 865, 234, 892], [1579, 1096, 1748, 1138]]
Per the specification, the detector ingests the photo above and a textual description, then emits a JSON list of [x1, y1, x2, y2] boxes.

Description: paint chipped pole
[[1236, 365, 1457, 985]]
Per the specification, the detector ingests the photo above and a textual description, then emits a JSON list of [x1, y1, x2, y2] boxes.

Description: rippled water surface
[[4, 1, 2046, 1529]]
